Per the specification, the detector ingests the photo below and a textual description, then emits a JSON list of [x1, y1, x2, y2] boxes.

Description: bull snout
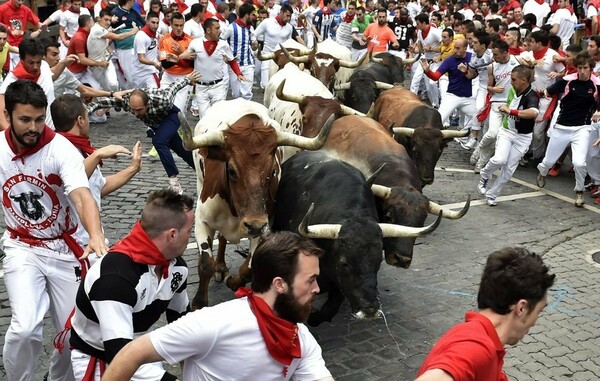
[[385, 253, 413, 268], [242, 219, 270, 237], [421, 177, 434, 186], [354, 306, 383, 320]]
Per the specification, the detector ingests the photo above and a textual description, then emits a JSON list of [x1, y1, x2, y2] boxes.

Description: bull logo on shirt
[[9, 190, 45, 220], [9, 19, 22, 31]]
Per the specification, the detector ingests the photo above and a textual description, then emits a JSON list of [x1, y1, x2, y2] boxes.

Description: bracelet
[[510, 109, 519, 117]]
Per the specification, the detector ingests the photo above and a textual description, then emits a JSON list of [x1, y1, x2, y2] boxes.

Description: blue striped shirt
[[227, 22, 254, 67]]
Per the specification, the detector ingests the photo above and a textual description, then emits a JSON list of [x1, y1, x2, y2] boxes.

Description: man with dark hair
[[60, 0, 91, 53], [537, 52, 600, 207], [254, 4, 293, 89], [183, 3, 205, 39], [411, 13, 442, 108], [69, 189, 193, 380], [132, 12, 162, 89], [388, 6, 415, 59], [67, 14, 109, 88], [88, 70, 200, 194], [350, 5, 371, 61], [0, 38, 56, 130], [312, 0, 336, 42], [0, 24, 19, 73], [0, 0, 45, 69], [102, 231, 334, 381], [478, 65, 539, 206], [111, 0, 146, 89], [363, 8, 399, 53], [0, 80, 107, 381], [180, 18, 247, 117], [416, 247, 555, 380]]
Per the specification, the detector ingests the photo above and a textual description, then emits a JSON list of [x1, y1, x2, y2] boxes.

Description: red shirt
[[417, 312, 509, 381], [0, 0, 40, 46], [67, 28, 90, 73]]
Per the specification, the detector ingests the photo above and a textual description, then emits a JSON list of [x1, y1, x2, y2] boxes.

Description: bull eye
[[227, 165, 238, 181]]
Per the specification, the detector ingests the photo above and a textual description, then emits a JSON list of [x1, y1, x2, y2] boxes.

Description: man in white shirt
[[132, 12, 162, 88], [523, 0, 551, 27], [102, 231, 334, 381], [59, 0, 91, 53], [183, 3, 205, 38], [254, 4, 293, 89], [549, 0, 577, 49], [410, 13, 442, 108]]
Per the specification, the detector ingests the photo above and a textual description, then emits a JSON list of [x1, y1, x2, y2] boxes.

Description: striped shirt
[[226, 21, 254, 67]]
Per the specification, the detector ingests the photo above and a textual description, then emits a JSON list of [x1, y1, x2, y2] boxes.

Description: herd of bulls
[[178, 38, 471, 326]]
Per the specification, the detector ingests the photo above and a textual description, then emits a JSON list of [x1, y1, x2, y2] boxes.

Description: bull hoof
[[213, 265, 229, 283], [225, 274, 245, 291]]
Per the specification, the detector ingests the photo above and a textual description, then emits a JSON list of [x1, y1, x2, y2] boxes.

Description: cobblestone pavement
[[1, 103, 600, 380]]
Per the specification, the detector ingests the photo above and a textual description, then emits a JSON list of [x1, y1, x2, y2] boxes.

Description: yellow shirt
[[0, 42, 11, 70], [440, 42, 454, 60]]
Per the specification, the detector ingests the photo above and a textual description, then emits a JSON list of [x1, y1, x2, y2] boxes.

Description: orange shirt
[[364, 23, 398, 53], [158, 33, 194, 75]]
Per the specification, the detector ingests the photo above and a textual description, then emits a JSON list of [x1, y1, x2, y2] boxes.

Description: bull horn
[[298, 203, 342, 239], [256, 44, 276, 61], [441, 129, 470, 139], [275, 79, 306, 104], [365, 164, 386, 187], [392, 127, 415, 137], [276, 114, 334, 149], [428, 194, 470, 219], [298, 39, 318, 55], [375, 81, 394, 90], [339, 104, 365, 116], [178, 112, 199, 150], [371, 184, 392, 200], [334, 82, 352, 91], [369, 49, 384, 64], [366, 103, 375, 118], [379, 211, 442, 238], [338, 50, 368, 68], [402, 51, 422, 64], [280, 44, 310, 64]]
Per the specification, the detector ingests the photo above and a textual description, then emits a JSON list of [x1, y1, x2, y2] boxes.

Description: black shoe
[[146, 128, 155, 138]]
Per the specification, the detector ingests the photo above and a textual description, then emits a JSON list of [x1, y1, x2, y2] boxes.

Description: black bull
[[10, 190, 44, 220], [273, 151, 441, 326]]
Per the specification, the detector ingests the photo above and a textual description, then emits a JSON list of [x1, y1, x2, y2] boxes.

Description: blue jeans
[[152, 106, 195, 177]]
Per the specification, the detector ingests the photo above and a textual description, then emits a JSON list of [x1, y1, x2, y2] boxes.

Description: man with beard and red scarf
[[131, 12, 162, 89], [0, 80, 107, 381], [102, 231, 334, 381], [0, 38, 56, 131], [68, 189, 193, 380], [0, 0, 45, 70]]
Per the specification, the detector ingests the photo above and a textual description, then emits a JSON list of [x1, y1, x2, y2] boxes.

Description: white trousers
[[114, 48, 135, 90], [229, 65, 254, 100], [469, 87, 488, 131], [196, 78, 228, 118], [410, 62, 440, 108], [160, 71, 191, 113], [72, 70, 102, 91], [481, 128, 532, 199], [438, 74, 449, 103], [477, 103, 505, 168], [131, 73, 160, 90], [88, 65, 112, 91], [587, 123, 600, 184], [532, 96, 552, 159], [71, 349, 165, 381], [538, 124, 591, 192], [2, 246, 79, 381], [438, 92, 476, 127]]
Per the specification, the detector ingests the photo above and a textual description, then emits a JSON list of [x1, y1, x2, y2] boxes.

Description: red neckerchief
[[481, 10, 489, 17], [343, 12, 355, 23], [275, 15, 286, 26], [236, 18, 249, 28], [110, 221, 171, 278], [508, 46, 523, 55], [566, 65, 576, 74], [141, 24, 156, 39], [7, 125, 56, 163], [203, 39, 218, 55], [321, 6, 332, 15], [215, 12, 226, 21], [69, 5, 80, 13], [565, 5, 575, 14], [463, 4, 471, 10], [174, 0, 188, 13], [58, 132, 102, 166], [101, 0, 109, 9], [533, 46, 549, 60], [421, 24, 431, 39], [170, 31, 186, 41], [163, 17, 171, 26], [235, 287, 301, 366], [12, 61, 40, 81], [534, 0, 545, 4]]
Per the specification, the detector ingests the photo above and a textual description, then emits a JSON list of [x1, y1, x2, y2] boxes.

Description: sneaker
[[461, 137, 477, 150], [588, 184, 598, 194], [454, 137, 468, 145], [594, 196, 600, 205], [190, 108, 200, 117], [169, 176, 184, 195], [536, 173, 546, 188], [548, 163, 562, 177], [146, 127, 155, 138], [148, 146, 158, 158], [486, 196, 498, 206], [470, 147, 480, 165], [478, 176, 489, 196], [592, 186, 600, 197], [575, 191, 584, 207]]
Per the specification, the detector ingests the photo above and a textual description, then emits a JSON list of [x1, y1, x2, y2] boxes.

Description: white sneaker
[[478, 176, 489, 196], [461, 137, 477, 150], [486, 196, 498, 206], [169, 177, 184, 195], [454, 137, 468, 145]]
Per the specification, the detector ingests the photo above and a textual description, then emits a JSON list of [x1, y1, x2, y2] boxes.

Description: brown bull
[[372, 88, 468, 187]]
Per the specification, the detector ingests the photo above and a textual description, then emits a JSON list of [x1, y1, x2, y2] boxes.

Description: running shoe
[[478, 176, 489, 196], [575, 191, 584, 207]]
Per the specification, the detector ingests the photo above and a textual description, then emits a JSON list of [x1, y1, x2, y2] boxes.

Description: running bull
[[273, 150, 441, 326]]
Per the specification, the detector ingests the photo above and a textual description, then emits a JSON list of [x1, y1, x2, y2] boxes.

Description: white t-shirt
[[253, 17, 293, 53], [184, 19, 204, 39], [548, 8, 577, 48], [150, 297, 332, 381], [54, 68, 81, 98], [268, 4, 281, 18], [60, 8, 91, 38], [132, 31, 159, 79], [470, 49, 493, 89], [188, 38, 234, 82], [87, 23, 110, 61], [1, 61, 55, 129], [520, 48, 563, 91], [523, 0, 551, 26], [48, 9, 65, 24], [418, 26, 442, 60], [490, 55, 521, 102], [0, 133, 90, 258]]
